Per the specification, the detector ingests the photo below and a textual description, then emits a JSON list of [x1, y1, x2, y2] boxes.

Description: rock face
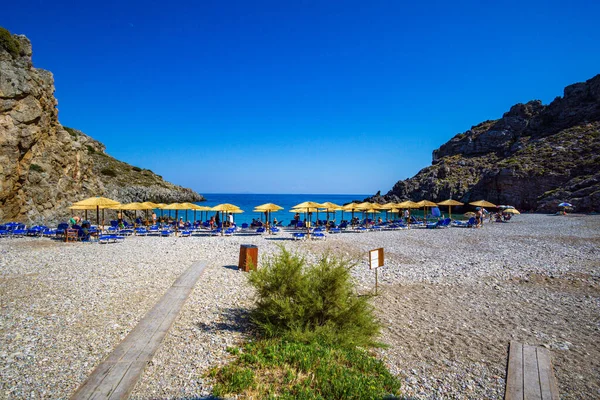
[[370, 74, 600, 212], [0, 29, 204, 224]]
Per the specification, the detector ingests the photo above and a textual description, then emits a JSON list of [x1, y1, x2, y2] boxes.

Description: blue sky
[[3, 0, 599, 194]]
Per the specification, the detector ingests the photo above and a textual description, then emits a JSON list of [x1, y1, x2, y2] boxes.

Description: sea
[[160, 193, 370, 225]]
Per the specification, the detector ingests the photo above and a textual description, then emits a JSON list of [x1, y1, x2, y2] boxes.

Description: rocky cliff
[[0, 28, 204, 224], [369, 74, 600, 212]]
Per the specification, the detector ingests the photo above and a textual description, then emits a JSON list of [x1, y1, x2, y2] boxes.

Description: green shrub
[[132, 166, 142, 172], [0, 27, 21, 59], [64, 126, 78, 138], [210, 338, 401, 399], [248, 247, 381, 348], [86, 145, 95, 154], [100, 168, 117, 177], [29, 163, 44, 173]]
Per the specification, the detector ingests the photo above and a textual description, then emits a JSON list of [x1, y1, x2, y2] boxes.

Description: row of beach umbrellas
[[69, 196, 524, 236]]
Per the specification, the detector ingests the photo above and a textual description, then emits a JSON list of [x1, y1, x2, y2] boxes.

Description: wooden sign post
[[369, 248, 384, 294]]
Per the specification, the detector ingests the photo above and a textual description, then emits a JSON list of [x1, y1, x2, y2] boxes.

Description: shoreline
[[1, 214, 599, 399]]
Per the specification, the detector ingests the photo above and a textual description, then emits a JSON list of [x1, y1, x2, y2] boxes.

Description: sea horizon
[[160, 193, 371, 226]]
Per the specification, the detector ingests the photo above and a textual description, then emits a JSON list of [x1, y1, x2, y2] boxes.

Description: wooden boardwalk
[[71, 261, 207, 400], [505, 341, 559, 400]]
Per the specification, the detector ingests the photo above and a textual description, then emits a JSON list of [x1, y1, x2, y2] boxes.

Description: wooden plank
[[536, 347, 559, 400], [523, 344, 542, 400], [505, 341, 524, 400], [71, 261, 207, 400]]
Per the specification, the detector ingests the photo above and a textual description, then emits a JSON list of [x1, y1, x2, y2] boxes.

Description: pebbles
[[1, 214, 599, 399]]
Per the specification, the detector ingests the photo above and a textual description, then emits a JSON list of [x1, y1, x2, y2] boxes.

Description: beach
[[1, 214, 599, 399]]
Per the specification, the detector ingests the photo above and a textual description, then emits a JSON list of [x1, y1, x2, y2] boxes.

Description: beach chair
[[56, 223, 69, 238], [292, 232, 306, 240], [256, 227, 266, 234], [270, 227, 280, 234], [329, 227, 341, 234], [160, 229, 173, 237], [179, 230, 192, 237], [224, 227, 236, 236], [134, 227, 148, 236], [312, 232, 326, 240], [210, 228, 222, 236]]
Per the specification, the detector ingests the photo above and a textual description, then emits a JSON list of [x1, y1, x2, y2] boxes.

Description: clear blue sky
[[4, 0, 599, 194]]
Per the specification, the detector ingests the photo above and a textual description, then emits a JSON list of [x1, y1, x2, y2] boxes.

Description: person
[[178, 217, 185, 229], [377, 217, 383, 224], [294, 213, 300, 228], [209, 216, 215, 229], [475, 208, 483, 228], [404, 209, 410, 221], [152, 212, 157, 225], [215, 212, 220, 227], [273, 217, 278, 226], [228, 213, 234, 227]]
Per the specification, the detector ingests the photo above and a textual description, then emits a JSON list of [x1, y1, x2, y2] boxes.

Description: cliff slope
[[371, 74, 600, 212], [0, 28, 203, 224]]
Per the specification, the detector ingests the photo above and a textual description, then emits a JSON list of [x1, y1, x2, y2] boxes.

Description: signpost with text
[[369, 248, 384, 293]]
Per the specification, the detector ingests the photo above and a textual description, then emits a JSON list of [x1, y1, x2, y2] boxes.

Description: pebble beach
[[1, 214, 599, 399]]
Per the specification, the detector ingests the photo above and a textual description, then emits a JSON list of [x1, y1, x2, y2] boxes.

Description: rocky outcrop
[[370, 74, 600, 212], [0, 28, 204, 224]]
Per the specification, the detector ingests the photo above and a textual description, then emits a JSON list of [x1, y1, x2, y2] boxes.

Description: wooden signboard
[[369, 248, 384, 269]]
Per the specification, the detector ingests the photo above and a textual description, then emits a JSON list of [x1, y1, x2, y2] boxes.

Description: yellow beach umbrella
[[436, 199, 464, 220], [254, 203, 283, 232], [162, 203, 194, 231], [396, 200, 420, 228], [416, 200, 437, 222], [292, 201, 324, 236], [469, 200, 497, 208], [72, 196, 121, 227], [503, 208, 520, 215], [118, 202, 153, 227], [211, 203, 242, 235], [320, 202, 342, 227], [342, 202, 363, 226]]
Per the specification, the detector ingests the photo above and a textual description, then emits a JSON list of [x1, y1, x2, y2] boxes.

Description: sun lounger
[[292, 232, 306, 240], [179, 230, 192, 237], [160, 230, 173, 237], [98, 234, 125, 244], [329, 228, 341, 234], [311, 232, 326, 240], [134, 227, 148, 236]]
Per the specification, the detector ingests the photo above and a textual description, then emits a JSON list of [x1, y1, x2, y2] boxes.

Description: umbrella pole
[[175, 210, 178, 234], [96, 206, 99, 228]]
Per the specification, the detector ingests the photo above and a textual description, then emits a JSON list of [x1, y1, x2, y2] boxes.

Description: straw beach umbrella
[[254, 203, 284, 232], [342, 203, 363, 227], [119, 202, 152, 227], [397, 200, 419, 228], [416, 200, 437, 222], [436, 199, 464, 220], [292, 201, 324, 237], [162, 203, 193, 232], [211, 203, 242, 235], [503, 208, 520, 215], [72, 196, 121, 228], [320, 202, 342, 228], [469, 200, 497, 208]]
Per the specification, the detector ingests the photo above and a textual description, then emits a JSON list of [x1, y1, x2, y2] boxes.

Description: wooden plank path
[[505, 341, 559, 400], [71, 261, 207, 400]]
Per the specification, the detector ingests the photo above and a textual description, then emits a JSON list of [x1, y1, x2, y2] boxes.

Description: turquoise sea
[[160, 193, 370, 225]]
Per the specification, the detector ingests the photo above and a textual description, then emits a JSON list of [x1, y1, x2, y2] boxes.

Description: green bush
[[29, 163, 44, 173], [0, 27, 21, 59], [248, 247, 381, 348], [100, 168, 117, 177], [132, 166, 142, 172], [64, 126, 78, 138], [86, 145, 95, 154], [210, 338, 400, 399]]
